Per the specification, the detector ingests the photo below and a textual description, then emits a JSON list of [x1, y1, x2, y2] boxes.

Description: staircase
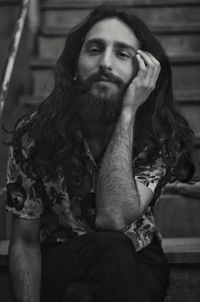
[[1, 0, 200, 301]]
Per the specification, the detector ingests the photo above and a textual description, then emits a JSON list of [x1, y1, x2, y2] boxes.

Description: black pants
[[41, 231, 169, 302]]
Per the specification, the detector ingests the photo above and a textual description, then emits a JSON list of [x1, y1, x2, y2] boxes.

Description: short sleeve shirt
[[6, 130, 168, 251]]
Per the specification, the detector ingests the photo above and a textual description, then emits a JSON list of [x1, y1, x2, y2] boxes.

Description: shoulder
[[13, 112, 38, 160]]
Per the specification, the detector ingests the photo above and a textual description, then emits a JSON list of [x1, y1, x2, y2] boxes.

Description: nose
[[99, 48, 113, 72]]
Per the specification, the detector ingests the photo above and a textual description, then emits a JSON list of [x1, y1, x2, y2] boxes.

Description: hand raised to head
[[122, 50, 161, 113]]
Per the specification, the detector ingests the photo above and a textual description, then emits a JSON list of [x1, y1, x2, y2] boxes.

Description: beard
[[74, 71, 127, 126]]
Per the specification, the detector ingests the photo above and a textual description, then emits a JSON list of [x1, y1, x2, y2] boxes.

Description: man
[[6, 5, 194, 302]]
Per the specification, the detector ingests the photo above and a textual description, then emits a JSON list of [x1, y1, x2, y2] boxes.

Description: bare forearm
[[9, 241, 41, 302], [95, 50, 161, 230], [96, 111, 140, 230]]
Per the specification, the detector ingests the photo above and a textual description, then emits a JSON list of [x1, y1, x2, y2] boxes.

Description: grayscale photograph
[[0, 1, 200, 302]]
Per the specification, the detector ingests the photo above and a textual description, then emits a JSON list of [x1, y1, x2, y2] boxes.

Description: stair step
[[0, 0, 20, 6], [41, 3, 200, 29], [175, 90, 200, 103], [42, 0, 200, 9], [38, 25, 200, 60], [0, 240, 9, 266], [0, 2, 19, 33], [162, 237, 200, 263], [178, 102, 200, 135], [1, 237, 200, 266], [155, 194, 200, 237], [164, 181, 200, 197], [40, 23, 200, 36]]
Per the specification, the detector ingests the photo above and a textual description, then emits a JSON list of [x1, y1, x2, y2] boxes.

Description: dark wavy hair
[[13, 5, 195, 182]]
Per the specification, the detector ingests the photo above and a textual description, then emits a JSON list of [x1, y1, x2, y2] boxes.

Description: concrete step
[[162, 237, 200, 263], [155, 192, 200, 237], [41, 1, 200, 30], [0, 240, 9, 267], [29, 55, 200, 96], [42, 0, 200, 7], [179, 99, 200, 134], [0, 1, 20, 33], [38, 24, 200, 60], [163, 237, 200, 302], [164, 181, 200, 197], [0, 0, 20, 4]]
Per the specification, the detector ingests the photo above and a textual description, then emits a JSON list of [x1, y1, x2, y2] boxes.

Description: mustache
[[77, 70, 125, 92]]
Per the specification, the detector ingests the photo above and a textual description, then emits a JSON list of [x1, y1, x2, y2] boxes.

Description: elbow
[[95, 206, 141, 231], [95, 215, 127, 231]]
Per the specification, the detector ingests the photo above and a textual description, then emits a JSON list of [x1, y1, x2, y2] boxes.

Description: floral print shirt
[[6, 129, 169, 251]]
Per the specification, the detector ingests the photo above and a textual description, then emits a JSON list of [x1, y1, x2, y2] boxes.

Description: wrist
[[120, 108, 136, 124]]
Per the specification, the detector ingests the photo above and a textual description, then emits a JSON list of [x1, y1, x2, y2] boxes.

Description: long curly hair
[[13, 5, 195, 182]]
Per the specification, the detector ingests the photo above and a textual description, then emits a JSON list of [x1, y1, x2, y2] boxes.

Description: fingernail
[[137, 49, 142, 53]]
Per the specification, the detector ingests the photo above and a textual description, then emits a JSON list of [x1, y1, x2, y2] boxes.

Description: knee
[[93, 231, 135, 256], [62, 282, 94, 302]]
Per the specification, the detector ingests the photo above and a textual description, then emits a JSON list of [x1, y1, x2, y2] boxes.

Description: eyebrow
[[84, 38, 138, 54]]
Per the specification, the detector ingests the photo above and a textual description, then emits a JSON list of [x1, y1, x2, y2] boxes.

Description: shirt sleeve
[[6, 145, 43, 219], [134, 157, 167, 194]]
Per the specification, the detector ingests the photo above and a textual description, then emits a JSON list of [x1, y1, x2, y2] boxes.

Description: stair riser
[[0, 6, 19, 33], [38, 34, 200, 60], [31, 64, 200, 95], [172, 65, 200, 92], [41, 7, 200, 29], [166, 265, 200, 302], [41, 0, 200, 7], [179, 103, 200, 134], [192, 147, 200, 175], [155, 195, 200, 237], [158, 34, 200, 56], [0, 5, 20, 73]]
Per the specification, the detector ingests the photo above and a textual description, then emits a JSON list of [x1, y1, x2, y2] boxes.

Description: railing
[[0, 0, 31, 121]]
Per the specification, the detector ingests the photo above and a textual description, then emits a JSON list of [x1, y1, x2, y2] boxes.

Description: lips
[[95, 76, 116, 83], [98, 75, 109, 80], [96, 80, 114, 83]]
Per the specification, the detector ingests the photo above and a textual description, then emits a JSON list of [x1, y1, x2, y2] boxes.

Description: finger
[[137, 50, 155, 66], [135, 54, 146, 80], [137, 51, 155, 86], [137, 50, 161, 88], [143, 51, 160, 65], [140, 51, 161, 79], [147, 52, 161, 82]]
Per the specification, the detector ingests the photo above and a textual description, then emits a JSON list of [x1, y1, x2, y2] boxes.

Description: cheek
[[78, 56, 97, 80], [120, 67, 134, 85], [122, 58, 138, 84]]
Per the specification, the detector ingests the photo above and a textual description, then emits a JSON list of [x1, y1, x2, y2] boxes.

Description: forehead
[[84, 17, 140, 49]]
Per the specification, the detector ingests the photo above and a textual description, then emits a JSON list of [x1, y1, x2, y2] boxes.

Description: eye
[[117, 50, 131, 59], [87, 46, 101, 54]]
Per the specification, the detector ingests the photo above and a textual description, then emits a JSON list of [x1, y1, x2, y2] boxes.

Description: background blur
[[0, 1, 200, 301]]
